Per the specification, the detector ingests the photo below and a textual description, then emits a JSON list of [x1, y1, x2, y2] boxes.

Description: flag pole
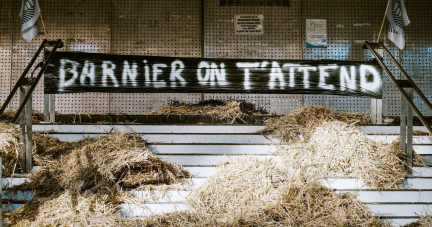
[[39, 11, 49, 41], [377, 13, 386, 43]]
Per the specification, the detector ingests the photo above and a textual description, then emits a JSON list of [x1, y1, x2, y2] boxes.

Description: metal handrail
[[11, 39, 62, 123], [0, 39, 47, 116], [364, 41, 432, 134], [378, 41, 432, 113]]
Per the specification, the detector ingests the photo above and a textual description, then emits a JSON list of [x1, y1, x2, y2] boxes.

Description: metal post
[[400, 92, 407, 152], [363, 42, 432, 134], [49, 94, 55, 122], [44, 94, 49, 120], [25, 86, 33, 173], [200, 0, 205, 102], [11, 39, 62, 123], [0, 154, 2, 227], [406, 88, 414, 172], [0, 40, 47, 116], [371, 98, 377, 124], [19, 86, 26, 173], [376, 99, 383, 124]]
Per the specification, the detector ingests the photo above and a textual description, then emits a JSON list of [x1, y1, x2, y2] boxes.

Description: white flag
[[386, 0, 410, 49], [19, 0, 41, 42]]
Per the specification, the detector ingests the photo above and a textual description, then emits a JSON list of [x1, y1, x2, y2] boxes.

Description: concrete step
[[117, 203, 429, 226], [33, 125, 430, 135], [32, 125, 266, 134], [3, 176, 431, 190], [13, 124, 431, 226], [148, 144, 278, 154], [130, 189, 432, 203], [45, 133, 432, 145], [48, 134, 279, 144]]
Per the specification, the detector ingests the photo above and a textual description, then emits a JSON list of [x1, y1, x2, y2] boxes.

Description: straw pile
[[260, 105, 371, 143], [12, 192, 121, 227], [138, 157, 386, 226], [275, 121, 413, 189], [0, 109, 46, 123], [146, 99, 268, 124], [413, 129, 432, 136], [403, 214, 432, 227], [7, 132, 192, 226], [0, 132, 20, 177]]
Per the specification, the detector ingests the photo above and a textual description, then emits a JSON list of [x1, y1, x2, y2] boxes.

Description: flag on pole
[[386, 0, 410, 49], [20, 0, 41, 42]]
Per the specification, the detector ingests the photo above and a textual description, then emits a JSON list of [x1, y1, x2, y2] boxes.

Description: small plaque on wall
[[306, 19, 327, 48], [234, 14, 264, 35]]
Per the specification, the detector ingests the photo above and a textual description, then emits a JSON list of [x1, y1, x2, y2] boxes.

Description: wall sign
[[44, 51, 383, 98], [306, 19, 327, 48], [234, 14, 264, 35]]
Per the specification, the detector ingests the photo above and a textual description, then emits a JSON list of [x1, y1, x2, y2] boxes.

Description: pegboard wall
[[0, 0, 431, 116], [203, 0, 303, 114]]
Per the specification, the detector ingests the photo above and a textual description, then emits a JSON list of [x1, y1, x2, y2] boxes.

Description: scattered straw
[[0, 133, 20, 176], [275, 121, 410, 189], [386, 139, 428, 168], [413, 129, 432, 136], [260, 105, 371, 143], [140, 156, 386, 226], [13, 191, 121, 227], [403, 212, 432, 227], [145, 99, 269, 124], [0, 109, 46, 124], [7, 132, 191, 226]]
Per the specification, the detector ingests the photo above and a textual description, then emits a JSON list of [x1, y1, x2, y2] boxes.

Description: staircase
[[2, 124, 432, 226]]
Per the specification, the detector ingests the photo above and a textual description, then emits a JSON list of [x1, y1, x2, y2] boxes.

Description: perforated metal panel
[[301, 0, 387, 114], [0, 0, 13, 105], [8, 0, 112, 113], [1, 0, 431, 116], [399, 1, 432, 116], [10, 0, 45, 110], [42, 0, 111, 113], [110, 0, 201, 114], [204, 0, 303, 114]]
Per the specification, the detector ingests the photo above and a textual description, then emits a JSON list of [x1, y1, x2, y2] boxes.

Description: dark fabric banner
[[44, 51, 383, 98]]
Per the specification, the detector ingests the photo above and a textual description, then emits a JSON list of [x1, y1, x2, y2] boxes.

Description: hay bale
[[261, 106, 371, 143]]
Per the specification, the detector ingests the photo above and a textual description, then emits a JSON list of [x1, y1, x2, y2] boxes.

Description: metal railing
[[0, 39, 47, 116], [364, 41, 432, 171], [11, 39, 63, 123], [364, 41, 432, 134]]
